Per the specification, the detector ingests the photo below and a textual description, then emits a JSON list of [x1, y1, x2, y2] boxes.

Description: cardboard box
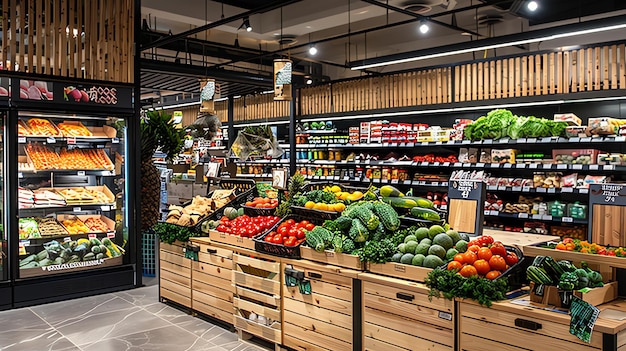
[[554, 113, 582, 126]]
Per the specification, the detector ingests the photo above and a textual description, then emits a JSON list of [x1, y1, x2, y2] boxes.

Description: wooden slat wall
[[455, 44, 626, 99], [0, 0, 133, 82], [215, 100, 228, 123], [231, 94, 290, 122]]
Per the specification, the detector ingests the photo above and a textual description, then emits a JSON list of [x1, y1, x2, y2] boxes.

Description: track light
[[306, 78, 313, 85], [527, 1, 538, 11], [419, 21, 429, 34], [239, 17, 252, 32], [308, 44, 318, 56]]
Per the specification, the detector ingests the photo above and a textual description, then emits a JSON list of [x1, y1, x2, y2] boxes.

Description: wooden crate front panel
[[364, 281, 453, 313], [232, 270, 280, 296], [233, 297, 280, 322], [364, 320, 452, 351], [233, 315, 281, 344], [234, 254, 280, 273], [283, 321, 352, 351], [284, 334, 345, 351], [193, 300, 233, 324], [197, 243, 234, 261], [196, 251, 233, 270], [160, 285, 191, 308], [459, 302, 602, 350], [192, 289, 233, 313], [459, 333, 530, 351], [160, 250, 189, 268], [592, 204, 626, 247], [364, 336, 409, 351], [1, 0, 134, 82], [363, 290, 452, 330], [193, 267, 233, 292], [235, 286, 280, 306], [283, 297, 352, 330], [160, 242, 186, 254], [160, 267, 191, 288], [193, 260, 232, 281], [364, 307, 452, 347], [192, 280, 233, 302]]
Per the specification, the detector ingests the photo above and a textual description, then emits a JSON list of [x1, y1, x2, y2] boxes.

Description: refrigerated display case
[[0, 107, 10, 311], [7, 78, 138, 307]]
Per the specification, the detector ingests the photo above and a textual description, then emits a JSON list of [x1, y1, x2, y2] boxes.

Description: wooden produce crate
[[299, 246, 365, 271], [232, 253, 282, 345], [282, 260, 359, 351], [367, 262, 432, 283], [190, 239, 235, 324], [524, 244, 626, 270], [359, 273, 454, 351], [208, 230, 256, 250], [458, 299, 608, 351], [529, 281, 618, 308], [159, 241, 192, 309]]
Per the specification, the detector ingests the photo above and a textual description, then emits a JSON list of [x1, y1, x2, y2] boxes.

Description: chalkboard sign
[[448, 180, 486, 235], [588, 184, 626, 245], [589, 184, 626, 206]]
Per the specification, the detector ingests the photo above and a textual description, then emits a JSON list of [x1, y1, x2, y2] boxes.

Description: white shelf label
[[73, 207, 82, 212], [67, 137, 76, 144], [63, 237, 71, 243], [100, 205, 111, 211], [581, 137, 592, 142], [420, 162, 429, 167], [462, 163, 470, 168], [407, 143, 415, 147], [421, 142, 429, 146], [503, 163, 512, 168], [515, 164, 525, 169], [454, 163, 462, 167], [557, 164, 568, 170], [476, 163, 485, 168], [562, 217, 574, 223], [518, 213, 529, 219], [88, 233, 97, 239], [547, 188, 556, 193], [462, 140, 471, 144], [604, 165, 616, 171], [391, 179, 399, 184], [562, 187, 574, 193], [483, 139, 493, 144], [18, 137, 26, 143], [435, 141, 443, 145], [541, 137, 553, 143], [589, 165, 600, 170], [107, 232, 116, 238], [46, 137, 56, 144], [18, 172, 23, 178], [542, 164, 552, 169], [489, 210, 500, 216], [484, 210, 490, 216], [443, 162, 450, 167], [512, 186, 522, 192], [333, 176, 340, 181], [383, 143, 390, 147], [532, 214, 542, 220], [342, 177, 350, 181], [497, 186, 507, 191], [527, 138, 537, 143], [403, 180, 412, 185], [537, 188, 547, 193], [573, 165, 583, 170], [77, 171, 86, 176], [433, 162, 440, 166], [580, 188, 589, 194], [570, 137, 581, 143], [542, 215, 553, 221], [111, 137, 120, 144], [522, 186, 531, 192], [529, 163, 539, 169], [616, 136, 626, 142]]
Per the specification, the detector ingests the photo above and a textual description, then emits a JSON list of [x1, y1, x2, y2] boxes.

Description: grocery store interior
[[3, 0, 626, 351]]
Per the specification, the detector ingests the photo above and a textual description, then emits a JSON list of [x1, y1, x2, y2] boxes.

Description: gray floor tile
[[115, 285, 159, 308], [57, 307, 171, 346], [0, 308, 48, 331], [199, 327, 239, 345], [31, 295, 136, 327], [0, 329, 78, 351], [81, 326, 226, 351]]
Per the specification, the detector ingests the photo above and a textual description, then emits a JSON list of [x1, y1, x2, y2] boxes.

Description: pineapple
[[140, 111, 184, 230]]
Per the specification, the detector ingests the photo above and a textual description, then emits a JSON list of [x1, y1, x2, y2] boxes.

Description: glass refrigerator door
[[17, 113, 127, 278], [0, 112, 5, 283]]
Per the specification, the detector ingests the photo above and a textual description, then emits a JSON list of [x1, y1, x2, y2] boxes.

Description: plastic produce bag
[[231, 126, 283, 160]]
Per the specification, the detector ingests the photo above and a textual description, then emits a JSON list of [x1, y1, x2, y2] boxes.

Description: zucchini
[[410, 207, 441, 221], [403, 196, 434, 209], [53, 257, 64, 265], [39, 258, 53, 267], [83, 252, 96, 261], [96, 253, 105, 260], [542, 256, 565, 281], [526, 265, 553, 285], [379, 185, 404, 197], [20, 261, 39, 269], [20, 254, 38, 266], [381, 197, 418, 209], [36, 249, 49, 261], [90, 238, 102, 247]]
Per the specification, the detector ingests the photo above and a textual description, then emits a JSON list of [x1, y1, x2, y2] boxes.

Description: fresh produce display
[[19, 218, 41, 239], [303, 200, 403, 262], [59, 216, 91, 234], [293, 185, 367, 213], [526, 256, 604, 290], [55, 186, 113, 204], [166, 195, 229, 226], [445, 235, 519, 280], [426, 267, 509, 307], [548, 237, 626, 257], [244, 196, 279, 209], [152, 222, 198, 244], [378, 185, 443, 224], [263, 219, 314, 246], [82, 217, 111, 233], [411, 154, 458, 163], [37, 217, 69, 236], [389, 226, 468, 269], [216, 215, 281, 238], [463, 109, 568, 141], [19, 237, 124, 269], [18, 121, 30, 135]]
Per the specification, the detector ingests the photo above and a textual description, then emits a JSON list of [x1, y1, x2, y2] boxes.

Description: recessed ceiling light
[[527, 1, 538, 11], [308, 44, 318, 55], [419, 21, 429, 34], [306, 79, 313, 85]]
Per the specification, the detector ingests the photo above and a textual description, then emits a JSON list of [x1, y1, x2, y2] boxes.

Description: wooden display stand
[[447, 180, 486, 235], [159, 241, 192, 309], [281, 259, 360, 351], [359, 273, 455, 351], [191, 241, 234, 324]]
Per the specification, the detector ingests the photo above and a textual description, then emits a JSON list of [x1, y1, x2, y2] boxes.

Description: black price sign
[[449, 180, 483, 201], [589, 184, 626, 205]]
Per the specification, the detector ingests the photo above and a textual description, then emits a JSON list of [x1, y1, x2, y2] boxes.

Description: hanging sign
[[588, 184, 626, 243], [448, 180, 486, 235], [199, 78, 216, 113], [273, 59, 292, 101], [172, 110, 184, 129]]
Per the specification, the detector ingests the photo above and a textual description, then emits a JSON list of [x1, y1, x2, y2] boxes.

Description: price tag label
[[462, 140, 471, 144], [548, 188, 556, 193], [373, 178, 381, 183], [477, 163, 485, 168], [407, 142, 415, 147], [562, 187, 574, 193], [527, 138, 537, 143], [503, 163, 512, 168], [512, 186, 522, 192], [501, 138, 511, 143], [484, 210, 490, 216], [399, 142, 406, 147], [20, 240, 30, 247], [483, 139, 493, 144], [46, 137, 56, 144], [616, 136, 626, 142], [490, 210, 500, 216], [605, 165, 616, 171], [442, 182, 449, 187], [541, 137, 553, 143], [325, 251, 335, 258], [383, 143, 389, 147], [420, 161, 429, 167], [522, 186, 531, 192], [18, 172, 23, 178], [67, 137, 76, 144], [435, 141, 443, 145], [573, 164, 583, 170], [236, 237, 244, 243], [581, 137, 592, 143], [443, 162, 450, 167], [589, 165, 599, 170], [333, 176, 340, 181], [391, 179, 399, 184], [562, 217, 574, 223], [592, 137, 602, 142], [342, 177, 350, 181], [88, 233, 97, 239], [533, 214, 542, 220], [487, 185, 497, 191], [580, 188, 589, 194], [542, 215, 553, 221], [557, 164, 568, 170], [518, 213, 529, 219], [498, 186, 507, 191], [313, 176, 320, 180], [542, 164, 552, 169], [18, 136, 26, 143], [421, 142, 429, 146], [112, 138, 120, 144], [454, 163, 462, 167], [403, 180, 412, 185], [529, 163, 539, 169], [537, 187, 547, 193], [73, 207, 82, 212], [433, 162, 440, 166], [462, 163, 471, 168], [77, 171, 86, 176], [64, 237, 71, 243], [515, 164, 525, 169], [100, 205, 111, 211]]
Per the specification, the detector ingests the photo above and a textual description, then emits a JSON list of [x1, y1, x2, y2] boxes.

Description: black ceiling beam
[[141, 59, 273, 87], [360, 0, 482, 37], [141, 0, 303, 51]]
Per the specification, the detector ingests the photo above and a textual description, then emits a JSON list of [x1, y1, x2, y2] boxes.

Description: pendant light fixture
[[239, 17, 252, 32], [308, 34, 317, 55], [419, 20, 429, 34], [274, 6, 292, 101]]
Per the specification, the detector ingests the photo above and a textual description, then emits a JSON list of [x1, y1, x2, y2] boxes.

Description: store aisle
[[0, 285, 267, 351]]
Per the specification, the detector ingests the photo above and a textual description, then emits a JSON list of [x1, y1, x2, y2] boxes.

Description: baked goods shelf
[[18, 169, 117, 177]]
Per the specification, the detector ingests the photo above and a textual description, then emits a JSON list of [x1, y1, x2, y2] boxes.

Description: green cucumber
[[403, 196, 434, 209], [381, 197, 418, 209], [410, 207, 441, 221]]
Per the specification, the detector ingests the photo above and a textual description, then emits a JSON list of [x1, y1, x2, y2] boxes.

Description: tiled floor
[[0, 280, 269, 351]]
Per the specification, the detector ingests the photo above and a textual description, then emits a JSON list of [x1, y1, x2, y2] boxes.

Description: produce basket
[[192, 187, 255, 233], [253, 214, 324, 258], [241, 204, 275, 217], [301, 182, 345, 192], [290, 205, 340, 221]]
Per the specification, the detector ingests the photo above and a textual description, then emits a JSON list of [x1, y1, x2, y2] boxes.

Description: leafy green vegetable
[[464, 109, 568, 141], [152, 222, 197, 244], [425, 269, 509, 307], [558, 272, 578, 291], [355, 239, 396, 264]]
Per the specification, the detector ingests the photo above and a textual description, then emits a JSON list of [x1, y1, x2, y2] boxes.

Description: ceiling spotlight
[[306, 78, 313, 85], [239, 17, 252, 32], [308, 44, 318, 56], [527, 1, 538, 11], [419, 21, 430, 34]]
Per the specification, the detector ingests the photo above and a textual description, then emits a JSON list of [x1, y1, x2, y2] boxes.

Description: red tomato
[[485, 271, 501, 280], [277, 226, 288, 236], [477, 247, 493, 261], [271, 235, 283, 244], [489, 255, 507, 271], [453, 253, 465, 264], [264, 234, 274, 242], [296, 229, 305, 240], [459, 265, 478, 278], [284, 237, 297, 247], [305, 223, 315, 231], [479, 235, 494, 245], [285, 219, 296, 226], [490, 242, 507, 257], [297, 220, 310, 229], [447, 261, 463, 271], [467, 245, 481, 253], [473, 259, 491, 276], [504, 252, 519, 266], [463, 251, 477, 265]]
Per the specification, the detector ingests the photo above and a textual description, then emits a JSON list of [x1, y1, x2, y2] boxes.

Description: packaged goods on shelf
[[568, 202, 588, 219], [523, 222, 548, 234], [451, 119, 472, 140], [479, 149, 491, 163], [547, 201, 567, 217], [597, 153, 626, 165], [552, 149, 599, 164], [565, 125, 589, 137], [491, 149, 517, 164], [348, 127, 359, 144], [533, 172, 562, 188], [458, 148, 479, 163], [582, 175, 610, 188], [417, 128, 451, 142], [550, 225, 587, 240], [554, 113, 582, 126], [588, 117, 626, 135]]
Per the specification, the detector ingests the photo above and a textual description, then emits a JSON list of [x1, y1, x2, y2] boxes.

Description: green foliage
[[152, 222, 198, 244], [425, 269, 509, 307], [355, 239, 396, 264], [464, 108, 567, 141], [141, 111, 185, 162]]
